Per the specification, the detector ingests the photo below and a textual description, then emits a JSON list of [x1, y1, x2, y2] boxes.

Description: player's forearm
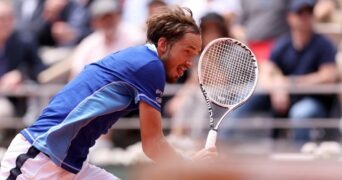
[[141, 133, 184, 163], [139, 102, 187, 162]]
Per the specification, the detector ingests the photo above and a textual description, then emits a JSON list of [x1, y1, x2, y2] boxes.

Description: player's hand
[[191, 147, 218, 161]]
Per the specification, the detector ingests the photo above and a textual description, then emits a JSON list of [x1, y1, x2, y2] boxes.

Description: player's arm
[[139, 101, 185, 162], [139, 101, 217, 162]]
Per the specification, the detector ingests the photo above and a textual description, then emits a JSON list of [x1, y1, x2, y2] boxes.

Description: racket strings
[[201, 40, 257, 106]]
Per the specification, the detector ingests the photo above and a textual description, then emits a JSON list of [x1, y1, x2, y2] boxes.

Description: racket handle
[[205, 130, 217, 148]]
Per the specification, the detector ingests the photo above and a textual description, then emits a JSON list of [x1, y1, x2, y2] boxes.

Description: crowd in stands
[[1, 0, 342, 153]]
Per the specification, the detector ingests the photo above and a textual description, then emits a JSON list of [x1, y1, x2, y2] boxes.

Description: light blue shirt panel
[[32, 82, 135, 166]]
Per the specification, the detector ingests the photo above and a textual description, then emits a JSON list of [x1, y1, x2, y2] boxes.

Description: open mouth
[[177, 66, 187, 78]]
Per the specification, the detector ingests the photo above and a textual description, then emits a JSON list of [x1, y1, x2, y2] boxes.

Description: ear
[[157, 37, 168, 54]]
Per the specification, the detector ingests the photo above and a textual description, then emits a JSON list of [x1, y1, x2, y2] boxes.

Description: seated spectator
[[229, 0, 338, 146], [70, 0, 144, 78], [0, 0, 46, 118], [122, 0, 167, 32], [314, 0, 342, 22], [12, 0, 43, 34], [14, 0, 91, 47], [173, 0, 241, 25], [148, 0, 167, 17]]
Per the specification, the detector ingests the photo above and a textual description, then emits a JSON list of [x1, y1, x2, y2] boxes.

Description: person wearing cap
[[267, 0, 338, 144], [230, 0, 338, 145], [70, 0, 144, 77], [0, 5, 217, 179]]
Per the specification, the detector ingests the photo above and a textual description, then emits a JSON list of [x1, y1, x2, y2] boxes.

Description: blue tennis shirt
[[20, 44, 165, 173]]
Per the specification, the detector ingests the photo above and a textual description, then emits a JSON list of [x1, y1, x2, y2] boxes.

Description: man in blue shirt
[[265, 0, 337, 144], [228, 0, 338, 145], [0, 5, 217, 179]]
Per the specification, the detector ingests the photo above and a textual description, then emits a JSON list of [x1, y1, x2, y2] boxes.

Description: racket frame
[[197, 38, 258, 148]]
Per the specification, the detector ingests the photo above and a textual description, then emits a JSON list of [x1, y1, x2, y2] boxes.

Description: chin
[[166, 76, 177, 83]]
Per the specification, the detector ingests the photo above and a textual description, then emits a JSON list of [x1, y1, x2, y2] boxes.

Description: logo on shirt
[[156, 89, 163, 104]]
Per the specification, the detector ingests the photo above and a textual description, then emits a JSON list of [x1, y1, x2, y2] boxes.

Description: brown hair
[[146, 6, 200, 47]]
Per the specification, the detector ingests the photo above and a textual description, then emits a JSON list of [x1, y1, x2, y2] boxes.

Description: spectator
[[230, 0, 338, 146], [13, 0, 91, 47], [12, 0, 43, 34], [148, 0, 168, 17], [122, 0, 157, 31], [121, 0, 167, 40], [0, 0, 46, 118], [314, 0, 342, 22], [171, 0, 241, 26], [70, 0, 144, 78], [42, 0, 92, 47]]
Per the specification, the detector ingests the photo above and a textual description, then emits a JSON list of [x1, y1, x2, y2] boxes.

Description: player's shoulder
[[113, 44, 157, 58], [115, 44, 161, 66]]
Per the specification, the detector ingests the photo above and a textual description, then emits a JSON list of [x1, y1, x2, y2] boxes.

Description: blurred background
[[0, 0, 342, 179]]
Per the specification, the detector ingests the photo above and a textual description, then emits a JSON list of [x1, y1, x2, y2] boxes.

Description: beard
[[160, 49, 177, 83], [166, 75, 177, 83], [162, 60, 177, 83]]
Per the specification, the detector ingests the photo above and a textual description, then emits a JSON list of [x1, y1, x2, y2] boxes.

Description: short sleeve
[[317, 37, 337, 65], [132, 60, 165, 111], [269, 37, 287, 66]]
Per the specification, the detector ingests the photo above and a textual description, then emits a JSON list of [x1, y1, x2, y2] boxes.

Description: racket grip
[[205, 130, 217, 148]]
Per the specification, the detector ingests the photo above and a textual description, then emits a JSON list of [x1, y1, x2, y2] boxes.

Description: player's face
[[160, 33, 202, 83]]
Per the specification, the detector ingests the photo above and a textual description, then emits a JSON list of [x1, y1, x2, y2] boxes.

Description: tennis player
[[0, 6, 217, 179]]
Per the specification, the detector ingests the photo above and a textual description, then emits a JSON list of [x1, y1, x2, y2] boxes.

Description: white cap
[[89, 0, 120, 17]]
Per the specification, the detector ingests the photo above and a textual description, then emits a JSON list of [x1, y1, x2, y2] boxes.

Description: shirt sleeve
[[132, 60, 165, 112], [317, 36, 337, 65], [269, 37, 286, 66]]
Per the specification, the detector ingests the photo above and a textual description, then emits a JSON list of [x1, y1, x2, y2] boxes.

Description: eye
[[184, 50, 192, 57]]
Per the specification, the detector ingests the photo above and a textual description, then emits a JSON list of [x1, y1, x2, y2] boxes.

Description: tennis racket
[[198, 38, 258, 148]]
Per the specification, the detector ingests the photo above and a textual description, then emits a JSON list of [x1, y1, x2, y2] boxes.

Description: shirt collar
[[145, 43, 158, 56]]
